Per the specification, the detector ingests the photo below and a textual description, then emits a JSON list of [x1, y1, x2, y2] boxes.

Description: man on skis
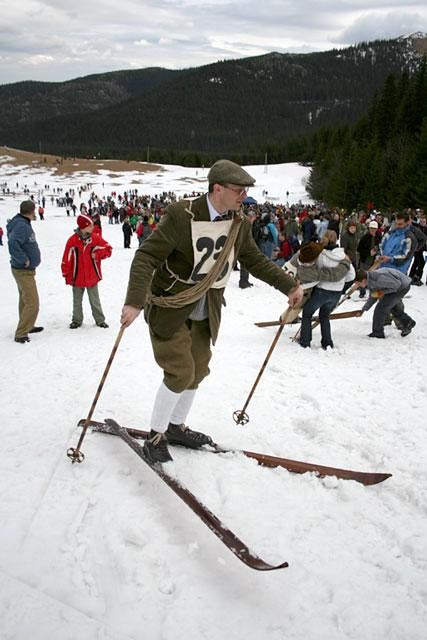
[[120, 159, 303, 463]]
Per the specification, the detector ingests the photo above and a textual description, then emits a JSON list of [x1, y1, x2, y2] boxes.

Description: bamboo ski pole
[[67, 325, 125, 463], [233, 307, 299, 425]]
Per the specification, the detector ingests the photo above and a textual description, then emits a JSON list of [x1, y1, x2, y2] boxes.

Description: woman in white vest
[[299, 230, 355, 349]]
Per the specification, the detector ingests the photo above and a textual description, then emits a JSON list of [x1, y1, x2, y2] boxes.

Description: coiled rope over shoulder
[[147, 212, 243, 309]]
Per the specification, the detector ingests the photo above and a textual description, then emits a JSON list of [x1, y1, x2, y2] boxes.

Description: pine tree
[[374, 74, 397, 146], [409, 117, 427, 207], [307, 61, 427, 209]]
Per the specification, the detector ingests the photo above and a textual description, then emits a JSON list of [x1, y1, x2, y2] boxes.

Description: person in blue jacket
[[259, 213, 279, 259], [378, 212, 415, 274], [7, 200, 43, 343]]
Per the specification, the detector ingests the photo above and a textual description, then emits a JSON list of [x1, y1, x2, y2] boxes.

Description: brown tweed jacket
[[125, 194, 296, 344]]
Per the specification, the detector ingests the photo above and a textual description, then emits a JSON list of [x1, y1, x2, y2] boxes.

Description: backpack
[[261, 223, 274, 243], [252, 219, 263, 244]]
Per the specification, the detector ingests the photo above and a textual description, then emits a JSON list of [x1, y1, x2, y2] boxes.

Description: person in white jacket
[[299, 230, 355, 349]]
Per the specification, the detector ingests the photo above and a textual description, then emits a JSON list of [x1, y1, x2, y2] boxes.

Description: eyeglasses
[[223, 185, 250, 196]]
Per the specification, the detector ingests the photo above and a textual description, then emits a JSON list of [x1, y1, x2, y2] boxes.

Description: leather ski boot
[[143, 430, 173, 463], [166, 423, 213, 449]]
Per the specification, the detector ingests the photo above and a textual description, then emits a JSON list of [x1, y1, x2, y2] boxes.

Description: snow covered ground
[[0, 158, 426, 640]]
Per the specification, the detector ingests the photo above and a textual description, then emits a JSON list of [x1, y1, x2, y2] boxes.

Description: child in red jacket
[[61, 214, 112, 329], [274, 233, 294, 266]]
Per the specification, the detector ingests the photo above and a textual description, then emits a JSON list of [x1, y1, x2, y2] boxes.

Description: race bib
[[189, 220, 234, 289]]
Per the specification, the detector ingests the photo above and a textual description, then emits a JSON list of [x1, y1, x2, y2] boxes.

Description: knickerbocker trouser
[[150, 318, 212, 393]]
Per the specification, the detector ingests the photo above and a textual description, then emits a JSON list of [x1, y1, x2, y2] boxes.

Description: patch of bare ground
[[0, 146, 163, 176]]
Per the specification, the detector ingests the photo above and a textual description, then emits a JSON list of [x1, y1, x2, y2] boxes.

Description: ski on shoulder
[[79, 418, 391, 486], [103, 418, 289, 571]]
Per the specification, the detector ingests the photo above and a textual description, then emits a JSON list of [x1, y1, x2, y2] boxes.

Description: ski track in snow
[[0, 159, 426, 639]]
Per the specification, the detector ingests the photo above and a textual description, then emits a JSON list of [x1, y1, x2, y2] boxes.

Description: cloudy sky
[[0, 0, 426, 85]]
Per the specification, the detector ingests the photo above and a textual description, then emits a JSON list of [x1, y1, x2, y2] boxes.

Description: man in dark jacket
[[120, 159, 303, 463], [354, 268, 415, 339], [358, 221, 381, 269], [301, 214, 317, 243], [7, 200, 43, 343], [408, 213, 427, 285], [122, 217, 133, 248], [357, 220, 381, 298], [340, 221, 359, 268]]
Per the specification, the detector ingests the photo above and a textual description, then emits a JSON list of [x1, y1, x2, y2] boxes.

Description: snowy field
[[0, 157, 426, 640]]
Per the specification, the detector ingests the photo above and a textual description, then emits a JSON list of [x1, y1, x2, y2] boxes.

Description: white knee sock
[[169, 389, 196, 425], [150, 382, 182, 433]]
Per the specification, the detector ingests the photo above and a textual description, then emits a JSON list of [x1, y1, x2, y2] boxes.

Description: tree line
[[306, 60, 427, 210], [1, 39, 422, 166]]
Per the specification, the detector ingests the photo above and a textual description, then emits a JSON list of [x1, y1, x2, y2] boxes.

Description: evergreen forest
[[306, 61, 427, 210], [1, 36, 425, 173]]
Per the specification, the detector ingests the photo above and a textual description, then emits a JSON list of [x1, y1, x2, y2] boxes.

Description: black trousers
[[409, 251, 425, 280], [239, 266, 250, 286]]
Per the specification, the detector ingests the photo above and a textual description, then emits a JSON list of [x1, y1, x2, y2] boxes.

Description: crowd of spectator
[[3, 179, 426, 286], [239, 201, 427, 287], [2, 175, 426, 350]]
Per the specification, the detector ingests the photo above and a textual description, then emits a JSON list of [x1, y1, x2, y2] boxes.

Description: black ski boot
[[166, 423, 213, 449], [143, 430, 173, 463], [401, 319, 416, 337]]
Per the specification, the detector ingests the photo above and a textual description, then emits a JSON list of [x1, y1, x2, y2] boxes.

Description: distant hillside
[[0, 68, 180, 130], [0, 34, 425, 164]]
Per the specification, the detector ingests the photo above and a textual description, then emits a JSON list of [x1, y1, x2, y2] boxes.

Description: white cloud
[[0, 1, 426, 83], [24, 54, 55, 66], [336, 10, 427, 43]]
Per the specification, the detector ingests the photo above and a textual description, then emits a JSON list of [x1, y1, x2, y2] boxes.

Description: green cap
[[208, 159, 255, 187]]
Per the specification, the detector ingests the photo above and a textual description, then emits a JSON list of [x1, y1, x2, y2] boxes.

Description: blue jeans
[[260, 240, 274, 259], [300, 288, 341, 348], [273, 257, 285, 267]]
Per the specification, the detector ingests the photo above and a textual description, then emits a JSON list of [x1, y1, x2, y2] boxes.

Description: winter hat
[[208, 159, 255, 187], [299, 242, 324, 263], [77, 214, 93, 230], [368, 220, 378, 229]]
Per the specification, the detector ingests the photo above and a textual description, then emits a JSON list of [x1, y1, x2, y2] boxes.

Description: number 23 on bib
[[189, 220, 234, 288]]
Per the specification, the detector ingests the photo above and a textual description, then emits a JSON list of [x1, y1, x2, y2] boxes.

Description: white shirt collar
[[206, 194, 226, 221]]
